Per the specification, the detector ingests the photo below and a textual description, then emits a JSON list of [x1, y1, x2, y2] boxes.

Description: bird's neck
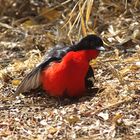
[[62, 50, 100, 64], [81, 50, 100, 61], [72, 50, 100, 62]]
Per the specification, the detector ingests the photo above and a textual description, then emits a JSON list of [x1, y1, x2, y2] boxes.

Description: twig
[[93, 94, 140, 115], [0, 22, 13, 29]]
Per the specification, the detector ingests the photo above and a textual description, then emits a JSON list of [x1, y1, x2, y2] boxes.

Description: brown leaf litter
[[0, 0, 140, 139]]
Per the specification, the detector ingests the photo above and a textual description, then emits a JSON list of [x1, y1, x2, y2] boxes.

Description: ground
[[0, 0, 140, 139]]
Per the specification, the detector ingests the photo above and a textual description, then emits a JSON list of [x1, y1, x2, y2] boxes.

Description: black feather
[[85, 66, 94, 89]]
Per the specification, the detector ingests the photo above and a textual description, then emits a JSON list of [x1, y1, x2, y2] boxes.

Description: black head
[[74, 34, 105, 51]]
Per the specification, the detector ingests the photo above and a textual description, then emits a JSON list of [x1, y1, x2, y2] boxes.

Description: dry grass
[[0, 0, 140, 139]]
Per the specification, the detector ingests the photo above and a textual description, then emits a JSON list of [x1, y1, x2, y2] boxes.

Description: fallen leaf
[[120, 67, 130, 76], [98, 111, 109, 121], [39, 7, 61, 22], [12, 79, 21, 86], [112, 113, 123, 124], [130, 61, 140, 71], [22, 19, 36, 27], [132, 29, 140, 40], [48, 126, 58, 134], [66, 115, 80, 125]]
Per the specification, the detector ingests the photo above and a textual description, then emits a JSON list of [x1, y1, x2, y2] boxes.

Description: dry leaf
[[90, 59, 97, 65], [12, 79, 21, 86], [130, 62, 140, 71], [40, 119, 47, 126], [48, 126, 58, 134], [1, 73, 11, 83], [39, 7, 61, 22], [0, 129, 11, 137], [66, 115, 80, 125], [119, 67, 130, 76], [22, 19, 36, 27], [98, 111, 109, 121], [112, 113, 123, 124], [132, 29, 140, 40]]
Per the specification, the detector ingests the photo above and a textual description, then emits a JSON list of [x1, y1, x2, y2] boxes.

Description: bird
[[15, 34, 105, 97]]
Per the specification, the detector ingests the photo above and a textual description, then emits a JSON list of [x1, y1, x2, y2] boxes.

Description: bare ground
[[0, 0, 140, 139]]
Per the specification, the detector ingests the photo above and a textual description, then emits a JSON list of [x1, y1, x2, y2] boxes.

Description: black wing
[[15, 45, 73, 96], [85, 66, 95, 89]]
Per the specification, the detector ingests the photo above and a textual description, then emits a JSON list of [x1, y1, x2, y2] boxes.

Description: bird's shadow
[[21, 87, 105, 108]]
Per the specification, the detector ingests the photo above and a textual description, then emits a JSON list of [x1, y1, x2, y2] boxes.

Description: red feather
[[40, 50, 99, 97]]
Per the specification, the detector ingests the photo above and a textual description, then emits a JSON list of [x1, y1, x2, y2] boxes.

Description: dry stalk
[[108, 62, 135, 95], [108, 62, 125, 85], [93, 94, 140, 115], [63, 0, 95, 37]]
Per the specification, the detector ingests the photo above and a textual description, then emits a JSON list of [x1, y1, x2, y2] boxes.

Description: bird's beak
[[96, 46, 105, 51]]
